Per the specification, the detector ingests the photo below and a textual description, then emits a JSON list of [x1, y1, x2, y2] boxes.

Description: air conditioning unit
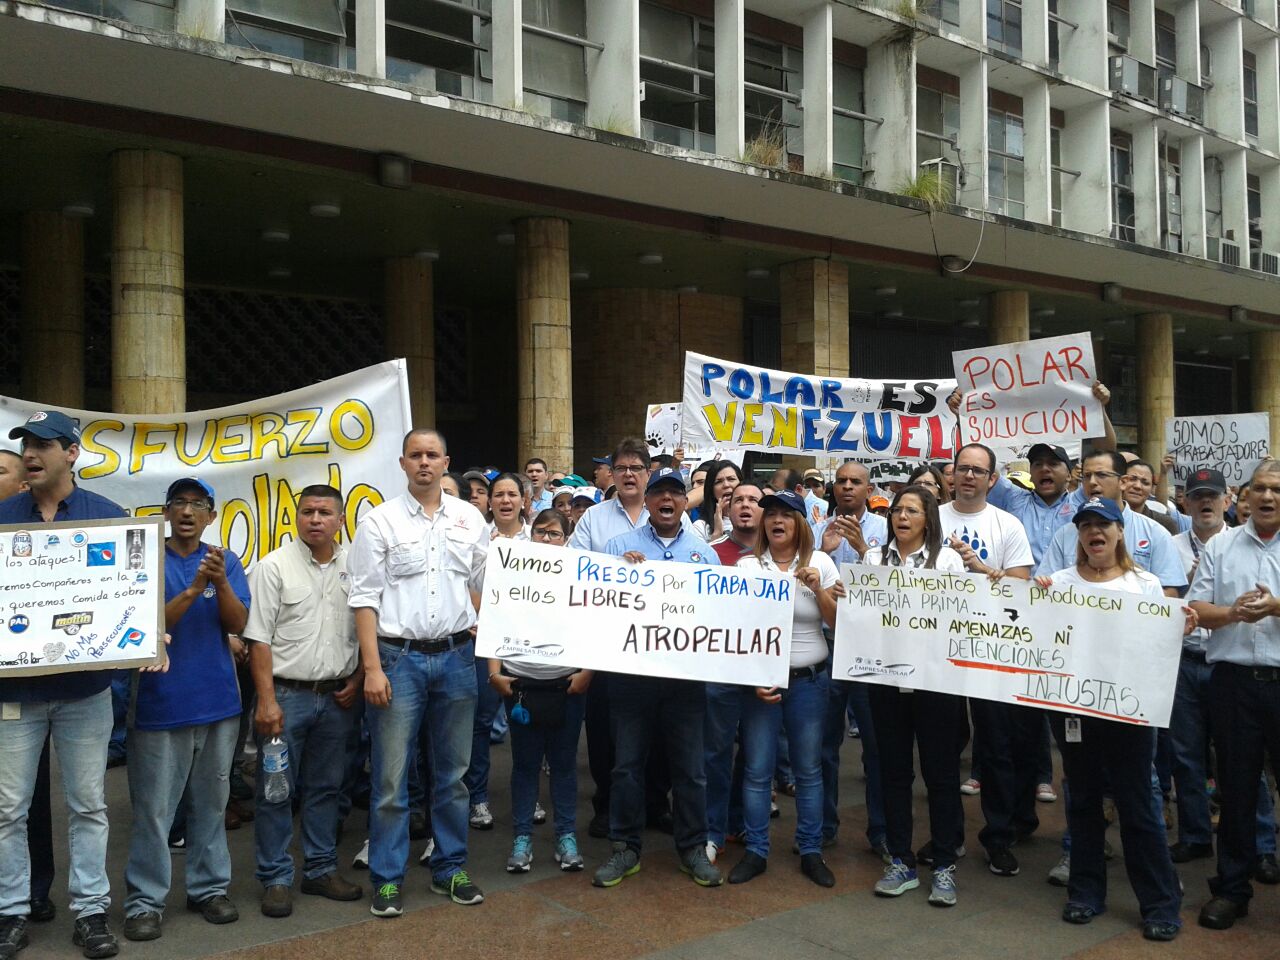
[[1207, 236, 1241, 266], [1110, 55, 1158, 105], [1251, 248, 1280, 275]]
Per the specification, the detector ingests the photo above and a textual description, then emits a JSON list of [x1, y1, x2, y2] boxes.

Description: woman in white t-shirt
[[1036, 496, 1197, 942], [729, 490, 841, 888], [487, 473, 531, 541], [863, 485, 968, 907]]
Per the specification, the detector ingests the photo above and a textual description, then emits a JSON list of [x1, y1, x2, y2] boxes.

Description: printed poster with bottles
[[0, 516, 165, 676]]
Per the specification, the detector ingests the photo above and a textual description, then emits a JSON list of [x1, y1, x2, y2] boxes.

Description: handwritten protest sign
[[831, 564, 1183, 726], [1165, 413, 1270, 486], [0, 361, 411, 568], [952, 333, 1102, 448], [682, 352, 957, 459], [645, 402, 745, 467], [476, 540, 794, 687], [0, 517, 165, 677]]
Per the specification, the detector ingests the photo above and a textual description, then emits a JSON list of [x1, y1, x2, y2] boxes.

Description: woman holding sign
[[729, 489, 841, 888], [1036, 496, 1197, 942], [862, 484, 967, 907]]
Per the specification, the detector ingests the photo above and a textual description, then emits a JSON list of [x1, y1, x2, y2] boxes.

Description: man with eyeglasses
[[123, 478, 250, 941], [939, 444, 1036, 879], [0, 412, 127, 960]]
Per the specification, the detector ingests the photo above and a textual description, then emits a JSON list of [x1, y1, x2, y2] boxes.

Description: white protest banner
[[0, 361, 412, 568], [682, 352, 957, 459], [475, 539, 795, 687], [952, 333, 1102, 448], [831, 564, 1183, 726], [644, 402, 745, 467], [0, 517, 165, 677], [1165, 413, 1270, 486]]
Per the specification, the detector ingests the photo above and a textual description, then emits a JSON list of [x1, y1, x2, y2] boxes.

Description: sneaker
[[593, 842, 641, 888], [928, 865, 958, 907], [960, 778, 981, 796], [0, 916, 28, 960], [121, 913, 160, 943], [915, 841, 966, 866], [370, 882, 402, 918], [431, 871, 484, 905], [418, 837, 436, 864], [1036, 783, 1058, 803], [1047, 852, 1070, 887], [705, 841, 719, 865], [72, 914, 118, 959], [1143, 921, 1180, 942], [469, 802, 494, 830], [680, 845, 724, 887], [770, 800, 780, 819], [987, 847, 1019, 877], [555, 834, 585, 872], [533, 802, 547, 825], [168, 836, 186, 854], [352, 838, 370, 870], [848, 723, 860, 738], [874, 858, 919, 897], [507, 835, 533, 873], [870, 838, 892, 865]]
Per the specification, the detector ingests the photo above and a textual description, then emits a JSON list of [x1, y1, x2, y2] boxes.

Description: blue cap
[[759, 489, 807, 517], [593, 456, 611, 465], [645, 467, 686, 493], [166, 477, 215, 507], [1072, 496, 1123, 526], [9, 410, 81, 444]]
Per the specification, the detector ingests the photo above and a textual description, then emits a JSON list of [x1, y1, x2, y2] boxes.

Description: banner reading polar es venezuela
[[0, 361, 412, 568]]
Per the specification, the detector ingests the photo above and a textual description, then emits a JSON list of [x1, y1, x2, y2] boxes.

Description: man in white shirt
[[349, 429, 488, 917], [939, 443, 1035, 879]]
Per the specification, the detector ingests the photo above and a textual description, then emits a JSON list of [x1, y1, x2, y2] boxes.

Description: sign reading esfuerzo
[[0, 361, 412, 568], [0, 517, 165, 677], [681, 351, 958, 459], [831, 564, 1184, 727], [475, 539, 796, 688]]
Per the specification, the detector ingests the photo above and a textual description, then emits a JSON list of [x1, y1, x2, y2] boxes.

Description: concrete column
[[779, 259, 848, 469], [1129, 0, 1156, 66], [1060, 99, 1112, 236], [1059, 0, 1109, 87], [111, 150, 185, 415], [1204, 18, 1244, 140], [958, 55, 988, 210], [516, 218, 573, 470], [1221, 147, 1251, 252], [356, 0, 386, 79], [958, 0, 984, 45], [20, 212, 84, 407], [1131, 122, 1162, 247], [864, 35, 916, 192], [1023, 0, 1049, 65], [384, 258, 435, 427], [1261, 164, 1280, 256], [493, 0, 523, 110], [988, 290, 1030, 345], [175, 0, 224, 42], [1180, 134, 1208, 258], [1258, 38, 1280, 155], [1092, 332, 1112, 387], [1136, 313, 1174, 468], [1174, 0, 1202, 85], [715, 0, 745, 159], [586, 0, 640, 134], [1022, 83, 1053, 225], [1252, 332, 1280, 454], [802, 4, 833, 177]]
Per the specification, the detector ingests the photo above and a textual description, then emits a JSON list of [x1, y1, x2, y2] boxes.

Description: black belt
[[789, 665, 826, 682], [1181, 648, 1208, 664], [275, 676, 346, 694], [379, 632, 472, 656], [1226, 662, 1280, 682]]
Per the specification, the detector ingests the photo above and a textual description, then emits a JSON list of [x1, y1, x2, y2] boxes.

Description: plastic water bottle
[[262, 736, 290, 803]]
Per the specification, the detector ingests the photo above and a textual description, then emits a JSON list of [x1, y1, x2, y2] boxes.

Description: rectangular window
[[376, 0, 492, 98], [833, 62, 865, 184], [1249, 173, 1262, 251], [1050, 126, 1063, 227], [1204, 156, 1223, 239], [226, 0, 347, 68], [743, 34, 802, 166], [1244, 52, 1259, 139], [1107, 3, 1129, 52], [1162, 146, 1182, 253], [987, 108, 1025, 218], [640, 2, 715, 152], [916, 84, 961, 201], [1047, 0, 1060, 67], [1111, 133, 1135, 242], [920, 0, 960, 27], [523, 0, 587, 122], [987, 0, 1022, 58]]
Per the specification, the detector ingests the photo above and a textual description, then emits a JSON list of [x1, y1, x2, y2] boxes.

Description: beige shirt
[[244, 539, 358, 681]]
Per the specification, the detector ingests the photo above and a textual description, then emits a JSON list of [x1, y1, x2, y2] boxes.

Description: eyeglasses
[[914, 480, 939, 489], [889, 506, 924, 517], [531, 529, 565, 542], [613, 464, 646, 474], [1082, 471, 1120, 481], [954, 465, 991, 477], [167, 498, 212, 512]]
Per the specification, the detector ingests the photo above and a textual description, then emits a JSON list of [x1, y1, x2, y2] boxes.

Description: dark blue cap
[[9, 410, 81, 444], [645, 467, 686, 493], [759, 489, 807, 517], [166, 477, 215, 507], [593, 456, 611, 465], [1072, 496, 1123, 526], [1027, 443, 1073, 467]]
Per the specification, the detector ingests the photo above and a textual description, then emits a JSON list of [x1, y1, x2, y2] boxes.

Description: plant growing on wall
[[897, 167, 948, 210], [741, 115, 788, 169]]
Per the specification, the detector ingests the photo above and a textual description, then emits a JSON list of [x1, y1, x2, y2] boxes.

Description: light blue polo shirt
[[605, 524, 721, 565], [1035, 504, 1187, 590], [988, 474, 1083, 565]]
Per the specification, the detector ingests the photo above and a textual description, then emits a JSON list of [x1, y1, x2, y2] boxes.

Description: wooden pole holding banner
[[1252, 331, 1280, 457], [1137, 313, 1175, 469]]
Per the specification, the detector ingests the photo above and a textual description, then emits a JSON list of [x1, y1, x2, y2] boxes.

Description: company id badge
[[1, 703, 19, 721], [1064, 716, 1082, 743]]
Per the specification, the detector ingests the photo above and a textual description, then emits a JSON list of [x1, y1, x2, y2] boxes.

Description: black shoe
[[28, 900, 54, 924], [409, 811, 429, 841], [728, 852, 768, 885], [1198, 896, 1248, 930], [186, 895, 239, 925], [1062, 902, 1099, 925], [229, 773, 253, 802], [1169, 841, 1213, 863], [986, 847, 1019, 877], [800, 853, 835, 888], [1255, 853, 1280, 885], [1143, 921, 1180, 941], [588, 812, 610, 839], [71, 914, 118, 959], [0, 916, 29, 960], [122, 913, 161, 942]]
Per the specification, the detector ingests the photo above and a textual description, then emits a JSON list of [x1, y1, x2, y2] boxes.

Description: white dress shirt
[[348, 492, 488, 640]]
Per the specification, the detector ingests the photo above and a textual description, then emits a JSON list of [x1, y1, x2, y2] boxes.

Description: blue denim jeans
[[125, 716, 239, 916], [822, 675, 885, 845], [368, 640, 476, 886], [506, 689, 584, 836], [742, 668, 828, 858], [464, 654, 501, 806], [0, 689, 112, 919], [254, 685, 359, 886], [704, 682, 750, 848]]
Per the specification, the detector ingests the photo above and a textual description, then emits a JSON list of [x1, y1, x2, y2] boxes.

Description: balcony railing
[[1159, 74, 1206, 123], [1109, 55, 1157, 105]]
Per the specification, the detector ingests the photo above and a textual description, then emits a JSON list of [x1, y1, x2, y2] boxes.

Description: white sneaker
[[418, 837, 436, 864], [533, 802, 547, 825], [960, 778, 981, 796], [706, 841, 719, 864], [1036, 783, 1058, 803], [1047, 852, 1070, 887], [469, 802, 494, 830], [352, 838, 369, 869]]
